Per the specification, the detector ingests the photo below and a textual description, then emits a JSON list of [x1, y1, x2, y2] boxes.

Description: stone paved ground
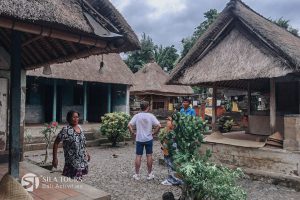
[[25, 141, 300, 200]]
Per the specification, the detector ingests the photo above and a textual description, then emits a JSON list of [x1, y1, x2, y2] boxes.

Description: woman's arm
[[52, 137, 61, 168]]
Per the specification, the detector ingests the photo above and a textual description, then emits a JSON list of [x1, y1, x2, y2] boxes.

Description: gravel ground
[[25, 141, 300, 200]]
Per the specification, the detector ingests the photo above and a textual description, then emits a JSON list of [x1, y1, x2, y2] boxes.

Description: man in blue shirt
[[180, 98, 196, 116]]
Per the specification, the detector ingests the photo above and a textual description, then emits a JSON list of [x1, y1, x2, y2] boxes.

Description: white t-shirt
[[129, 112, 160, 142]]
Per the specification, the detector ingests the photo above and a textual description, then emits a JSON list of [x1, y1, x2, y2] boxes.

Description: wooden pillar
[[125, 85, 130, 114], [212, 86, 217, 131], [299, 81, 300, 114], [9, 31, 22, 178], [150, 95, 153, 111], [107, 84, 111, 113], [247, 81, 251, 132], [83, 82, 88, 122], [52, 79, 57, 122], [270, 78, 276, 134]]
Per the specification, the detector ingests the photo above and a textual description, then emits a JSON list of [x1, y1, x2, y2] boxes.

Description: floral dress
[[57, 125, 88, 179]]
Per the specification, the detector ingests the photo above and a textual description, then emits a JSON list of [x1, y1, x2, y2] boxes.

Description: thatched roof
[[168, 0, 300, 90], [27, 53, 134, 85], [131, 62, 194, 96], [0, 0, 140, 69]]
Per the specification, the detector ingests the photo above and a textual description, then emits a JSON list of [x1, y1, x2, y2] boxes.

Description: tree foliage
[[180, 9, 219, 59], [162, 113, 246, 200], [272, 17, 299, 36], [154, 45, 179, 72], [125, 33, 179, 73]]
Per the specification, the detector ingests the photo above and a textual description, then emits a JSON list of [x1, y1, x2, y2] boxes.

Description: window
[[153, 102, 164, 109]]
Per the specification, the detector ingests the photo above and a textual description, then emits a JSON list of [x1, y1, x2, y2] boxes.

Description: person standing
[[180, 98, 196, 116], [128, 101, 161, 180], [52, 110, 90, 180]]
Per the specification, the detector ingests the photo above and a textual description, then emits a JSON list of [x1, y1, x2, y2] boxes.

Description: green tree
[[272, 17, 299, 36], [125, 33, 156, 73], [181, 9, 219, 59], [125, 33, 179, 73], [154, 45, 179, 72]]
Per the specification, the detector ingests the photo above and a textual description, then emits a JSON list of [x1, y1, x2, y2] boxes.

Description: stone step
[[25, 131, 100, 144], [24, 137, 134, 152]]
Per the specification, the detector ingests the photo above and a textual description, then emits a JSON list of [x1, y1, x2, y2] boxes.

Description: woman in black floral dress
[[52, 110, 90, 179]]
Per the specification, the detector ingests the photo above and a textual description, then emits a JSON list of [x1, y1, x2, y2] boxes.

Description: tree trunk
[[44, 143, 49, 163]]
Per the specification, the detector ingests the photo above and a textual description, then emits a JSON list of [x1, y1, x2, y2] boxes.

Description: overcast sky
[[110, 0, 300, 52]]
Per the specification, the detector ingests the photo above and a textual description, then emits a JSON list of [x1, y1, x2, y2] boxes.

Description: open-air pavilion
[[168, 0, 300, 183], [0, 0, 139, 198]]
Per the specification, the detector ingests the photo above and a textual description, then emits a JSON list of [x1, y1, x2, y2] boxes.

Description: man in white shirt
[[128, 101, 161, 180]]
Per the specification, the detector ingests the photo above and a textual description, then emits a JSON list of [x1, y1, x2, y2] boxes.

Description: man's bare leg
[[135, 155, 142, 174], [146, 154, 153, 174]]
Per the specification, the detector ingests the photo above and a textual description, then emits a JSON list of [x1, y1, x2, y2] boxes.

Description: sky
[[110, 0, 300, 52]]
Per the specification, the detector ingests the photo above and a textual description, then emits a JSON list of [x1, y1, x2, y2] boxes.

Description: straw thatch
[[131, 62, 194, 96], [27, 53, 134, 85], [0, 0, 140, 69], [168, 0, 300, 90]]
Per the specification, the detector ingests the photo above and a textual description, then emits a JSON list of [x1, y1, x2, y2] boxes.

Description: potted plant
[[100, 112, 131, 147], [164, 113, 246, 200], [40, 121, 58, 170], [218, 116, 234, 133]]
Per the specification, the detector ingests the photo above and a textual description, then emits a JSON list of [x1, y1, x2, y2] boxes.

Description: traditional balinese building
[[131, 61, 194, 117], [0, 0, 139, 180], [168, 0, 300, 183], [26, 53, 133, 124]]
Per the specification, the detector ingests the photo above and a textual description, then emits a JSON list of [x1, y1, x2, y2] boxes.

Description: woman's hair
[[66, 110, 80, 124], [162, 192, 175, 200]]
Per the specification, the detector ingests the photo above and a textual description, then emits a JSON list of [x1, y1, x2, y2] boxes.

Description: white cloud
[[145, 0, 187, 19]]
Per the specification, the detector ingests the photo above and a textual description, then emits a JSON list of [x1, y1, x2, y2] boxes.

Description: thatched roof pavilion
[[131, 62, 194, 96], [167, 0, 300, 91], [27, 53, 134, 85], [0, 0, 139, 178], [167, 0, 300, 152], [0, 0, 140, 70]]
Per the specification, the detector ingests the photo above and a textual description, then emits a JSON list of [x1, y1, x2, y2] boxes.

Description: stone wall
[[200, 143, 300, 176]]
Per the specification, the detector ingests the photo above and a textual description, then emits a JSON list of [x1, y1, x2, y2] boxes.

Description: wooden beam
[[212, 86, 217, 131], [150, 95, 153, 111], [22, 35, 43, 47], [52, 40, 68, 56], [247, 81, 251, 133], [9, 31, 22, 178], [31, 41, 51, 61], [83, 82, 88, 122], [24, 45, 44, 63], [270, 78, 276, 134], [0, 17, 107, 48], [40, 37, 60, 58], [52, 80, 57, 122]]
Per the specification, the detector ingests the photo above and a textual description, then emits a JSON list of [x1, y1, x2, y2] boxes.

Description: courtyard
[[25, 141, 300, 200]]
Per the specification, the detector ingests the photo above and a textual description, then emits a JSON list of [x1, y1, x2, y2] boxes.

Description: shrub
[[165, 112, 246, 200], [218, 116, 234, 133], [100, 112, 131, 147]]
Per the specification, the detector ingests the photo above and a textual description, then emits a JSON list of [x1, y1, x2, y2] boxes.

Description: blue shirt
[[180, 107, 196, 116]]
